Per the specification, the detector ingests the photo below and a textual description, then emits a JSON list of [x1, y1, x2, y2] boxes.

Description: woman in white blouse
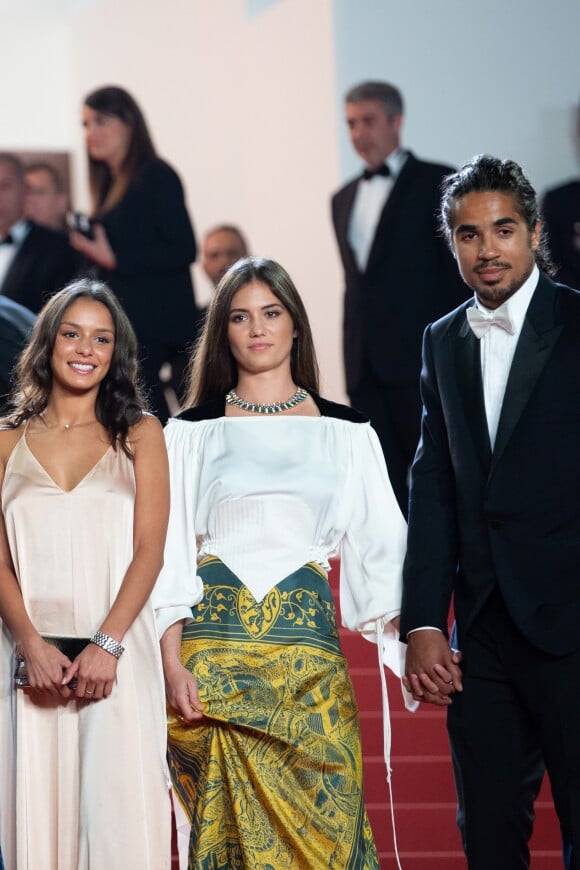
[[155, 257, 407, 870]]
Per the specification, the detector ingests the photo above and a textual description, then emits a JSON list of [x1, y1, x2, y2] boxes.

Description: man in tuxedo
[[542, 99, 580, 288], [541, 98, 580, 289], [401, 154, 580, 869], [0, 295, 35, 409], [543, 178, 580, 287], [24, 162, 69, 232], [331, 81, 467, 515], [0, 153, 79, 313], [202, 224, 248, 288]]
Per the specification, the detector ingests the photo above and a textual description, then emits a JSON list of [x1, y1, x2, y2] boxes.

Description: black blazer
[[331, 152, 468, 393], [542, 179, 580, 289], [97, 157, 199, 344], [400, 273, 580, 656], [0, 296, 35, 400], [0, 222, 80, 313]]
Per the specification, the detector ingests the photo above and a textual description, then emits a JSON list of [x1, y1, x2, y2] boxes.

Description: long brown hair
[[3, 279, 147, 455], [185, 257, 320, 407], [84, 86, 156, 215]]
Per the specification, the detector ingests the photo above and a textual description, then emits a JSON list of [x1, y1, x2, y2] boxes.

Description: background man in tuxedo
[[331, 80, 467, 515], [542, 98, 580, 289], [202, 224, 248, 288], [0, 295, 35, 410], [0, 153, 79, 313], [401, 155, 580, 869]]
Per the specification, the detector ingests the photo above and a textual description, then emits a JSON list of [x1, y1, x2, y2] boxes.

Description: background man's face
[[0, 163, 25, 235], [450, 190, 540, 309], [25, 169, 67, 230], [345, 99, 402, 169], [203, 229, 247, 286]]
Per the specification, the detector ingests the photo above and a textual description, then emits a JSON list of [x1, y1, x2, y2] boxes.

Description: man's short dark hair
[[439, 154, 554, 275], [345, 81, 404, 118]]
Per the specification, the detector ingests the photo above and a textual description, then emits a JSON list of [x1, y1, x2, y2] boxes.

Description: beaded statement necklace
[[225, 387, 308, 414]]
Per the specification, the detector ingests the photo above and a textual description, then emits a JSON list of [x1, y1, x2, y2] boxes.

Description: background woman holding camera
[[70, 85, 200, 422]]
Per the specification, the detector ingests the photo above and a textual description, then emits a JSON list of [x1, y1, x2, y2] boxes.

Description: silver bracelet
[[90, 630, 124, 659]]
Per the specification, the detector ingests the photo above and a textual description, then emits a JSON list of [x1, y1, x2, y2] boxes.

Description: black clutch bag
[[14, 636, 91, 689]]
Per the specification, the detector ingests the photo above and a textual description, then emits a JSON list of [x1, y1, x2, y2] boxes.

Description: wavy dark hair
[[439, 154, 554, 275], [84, 85, 156, 215], [3, 279, 147, 455], [185, 257, 320, 407]]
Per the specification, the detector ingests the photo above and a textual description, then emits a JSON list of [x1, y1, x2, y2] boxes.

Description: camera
[[67, 211, 95, 240]]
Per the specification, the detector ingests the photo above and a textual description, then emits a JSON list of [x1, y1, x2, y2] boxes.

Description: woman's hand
[[62, 643, 118, 701], [69, 223, 117, 270], [19, 636, 73, 698], [163, 657, 204, 723]]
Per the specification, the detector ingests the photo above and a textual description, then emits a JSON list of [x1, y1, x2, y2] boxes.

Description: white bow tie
[[466, 306, 515, 339]]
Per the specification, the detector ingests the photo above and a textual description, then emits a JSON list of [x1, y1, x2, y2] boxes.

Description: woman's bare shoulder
[[0, 424, 25, 465], [128, 413, 165, 451]]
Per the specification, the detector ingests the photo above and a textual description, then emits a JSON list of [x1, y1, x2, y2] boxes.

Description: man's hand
[[404, 629, 463, 706]]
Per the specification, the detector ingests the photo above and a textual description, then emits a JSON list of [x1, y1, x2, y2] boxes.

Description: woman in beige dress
[[0, 279, 171, 869]]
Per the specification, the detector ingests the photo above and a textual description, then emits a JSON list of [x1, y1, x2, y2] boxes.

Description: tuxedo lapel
[[454, 310, 492, 472], [491, 279, 563, 473], [335, 181, 359, 275]]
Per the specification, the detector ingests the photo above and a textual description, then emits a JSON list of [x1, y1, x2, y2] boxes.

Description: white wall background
[[2, 0, 580, 400]]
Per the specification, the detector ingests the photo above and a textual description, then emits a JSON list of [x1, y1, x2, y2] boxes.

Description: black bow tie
[[0, 233, 14, 245], [362, 164, 391, 181]]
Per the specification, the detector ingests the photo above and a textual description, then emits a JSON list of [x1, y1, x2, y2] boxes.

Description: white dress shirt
[[0, 220, 30, 292], [474, 265, 539, 448], [348, 149, 408, 272]]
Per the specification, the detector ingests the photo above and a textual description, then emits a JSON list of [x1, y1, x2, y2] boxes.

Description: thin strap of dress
[[1, 423, 29, 495]]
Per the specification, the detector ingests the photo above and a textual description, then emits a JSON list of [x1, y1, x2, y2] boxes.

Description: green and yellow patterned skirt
[[168, 556, 379, 870]]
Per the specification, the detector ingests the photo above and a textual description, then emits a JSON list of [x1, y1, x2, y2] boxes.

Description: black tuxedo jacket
[[400, 273, 580, 656], [542, 179, 580, 289], [0, 296, 35, 399], [97, 157, 199, 345], [0, 222, 80, 313], [331, 152, 468, 393]]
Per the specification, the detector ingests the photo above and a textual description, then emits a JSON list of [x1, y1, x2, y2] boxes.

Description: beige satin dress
[[0, 430, 171, 870]]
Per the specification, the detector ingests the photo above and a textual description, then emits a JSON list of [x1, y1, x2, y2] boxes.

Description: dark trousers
[[349, 370, 421, 518], [447, 587, 580, 869]]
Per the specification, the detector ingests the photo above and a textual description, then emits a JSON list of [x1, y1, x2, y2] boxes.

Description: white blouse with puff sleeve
[[153, 406, 408, 679]]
